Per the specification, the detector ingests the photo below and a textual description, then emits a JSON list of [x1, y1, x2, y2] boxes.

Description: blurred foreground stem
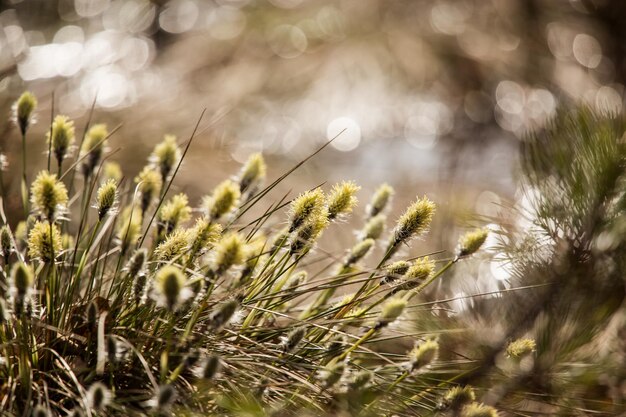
[[21, 132, 29, 217]]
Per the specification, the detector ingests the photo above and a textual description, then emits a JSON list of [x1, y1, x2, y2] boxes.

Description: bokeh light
[[327, 117, 361, 152]]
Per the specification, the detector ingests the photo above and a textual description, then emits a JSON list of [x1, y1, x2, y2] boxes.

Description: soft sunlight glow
[[327, 117, 361, 152]]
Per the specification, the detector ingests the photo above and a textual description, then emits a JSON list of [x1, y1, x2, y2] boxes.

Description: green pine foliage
[[451, 107, 626, 415]]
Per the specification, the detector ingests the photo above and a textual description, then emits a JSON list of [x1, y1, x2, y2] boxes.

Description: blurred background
[[1, 0, 625, 301]]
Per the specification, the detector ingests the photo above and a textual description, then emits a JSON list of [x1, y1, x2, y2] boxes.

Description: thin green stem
[[47, 93, 54, 172], [387, 370, 409, 393], [69, 220, 102, 306], [335, 327, 376, 363], [21, 132, 29, 218]]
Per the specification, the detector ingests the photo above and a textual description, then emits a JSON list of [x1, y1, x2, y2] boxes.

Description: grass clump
[[3, 92, 625, 416], [0, 92, 487, 416]]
